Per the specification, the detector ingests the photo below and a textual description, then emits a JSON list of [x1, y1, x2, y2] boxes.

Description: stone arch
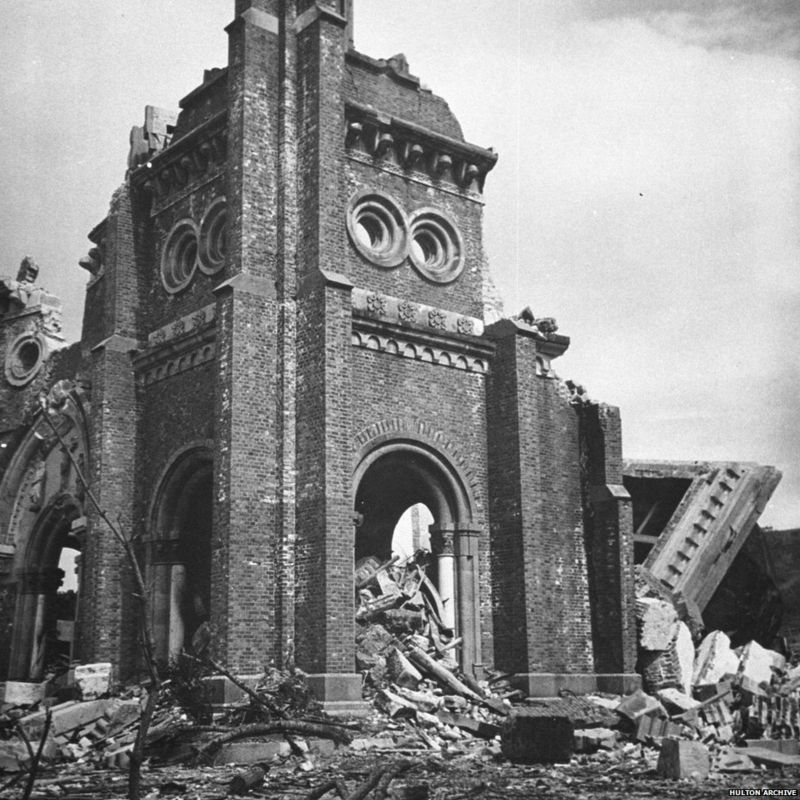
[[0, 383, 90, 682], [147, 442, 213, 663], [352, 423, 483, 674]]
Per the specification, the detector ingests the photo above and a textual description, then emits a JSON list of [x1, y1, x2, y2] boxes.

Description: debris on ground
[[3, 552, 800, 797]]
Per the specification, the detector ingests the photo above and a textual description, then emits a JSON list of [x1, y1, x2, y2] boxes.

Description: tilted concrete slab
[[624, 460, 781, 611]]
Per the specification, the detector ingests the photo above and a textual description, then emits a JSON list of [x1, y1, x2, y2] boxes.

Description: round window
[[5, 332, 45, 387], [161, 219, 199, 293], [198, 198, 227, 275], [408, 209, 465, 284], [346, 190, 408, 268]]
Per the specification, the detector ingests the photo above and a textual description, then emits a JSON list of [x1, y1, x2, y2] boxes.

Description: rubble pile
[[3, 555, 800, 795]]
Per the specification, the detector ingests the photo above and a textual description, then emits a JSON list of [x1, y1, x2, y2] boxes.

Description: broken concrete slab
[[657, 739, 710, 780], [18, 698, 110, 740], [615, 689, 666, 723], [213, 739, 289, 765], [636, 597, 678, 650], [743, 739, 800, 755], [3, 680, 46, 706], [500, 712, 574, 764], [716, 749, 755, 772], [734, 746, 800, 767], [656, 687, 700, 715], [693, 631, 739, 686], [675, 622, 694, 696], [738, 640, 786, 687]]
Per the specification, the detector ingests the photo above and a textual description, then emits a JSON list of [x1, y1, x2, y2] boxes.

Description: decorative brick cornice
[[352, 320, 492, 375], [132, 304, 217, 384], [352, 288, 483, 338], [146, 304, 216, 349], [135, 338, 216, 387], [130, 111, 227, 211], [345, 101, 497, 195]]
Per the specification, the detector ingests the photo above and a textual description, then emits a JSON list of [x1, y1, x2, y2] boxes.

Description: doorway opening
[[151, 452, 212, 663]]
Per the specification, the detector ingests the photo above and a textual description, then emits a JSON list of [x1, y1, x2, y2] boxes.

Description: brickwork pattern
[[349, 348, 493, 663], [344, 162, 486, 319], [579, 403, 637, 674], [487, 331, 594, 675]]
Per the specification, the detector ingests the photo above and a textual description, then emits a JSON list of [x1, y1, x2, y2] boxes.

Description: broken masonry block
[[656, 739, 710, 780], [615, 688, 666, 723], [500, 712, 574, 764], [573, 727, 618, 752], [640, 645, 683, 694], [716, 749, 755, 772], [382, 608, 426, 634], [656, 687, 700, 715], [636, 597, 679, 650], [693, 680, 731, 703], [394, 686, 441, 712], [436, 710, 501, 739], [635, 714, 684, 743], [738, 640, 786, 687], [377, 687, 419, 718], [672, 590, 704, 639], [355, 623, 393, 670], [675, 622, 695, 695], [74, 662, 113, 700], [4, 680, 47, 706], [386, 647, 423, 689], [213, 741, 285, 766], [693, 631, 739, 687], [739, 674, 768, 697]]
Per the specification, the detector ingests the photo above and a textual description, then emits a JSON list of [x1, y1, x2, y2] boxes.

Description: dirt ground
[[5, 745, 800, 800]]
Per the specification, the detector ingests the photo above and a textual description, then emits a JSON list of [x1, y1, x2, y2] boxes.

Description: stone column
[[454, 527, 483, 677], [168, 564, 187, 661], [10, 567, 63, 681], [430, 527, 456, 630]]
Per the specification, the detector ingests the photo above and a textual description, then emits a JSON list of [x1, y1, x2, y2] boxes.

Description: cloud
[[582, 0, 800, 59]]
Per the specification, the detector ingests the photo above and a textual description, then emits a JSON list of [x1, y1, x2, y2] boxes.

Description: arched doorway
[[149, 448, 212, 664], [0, 382, 90, 684], [8, 497, 84, 681], [353, 439, 482, 674]]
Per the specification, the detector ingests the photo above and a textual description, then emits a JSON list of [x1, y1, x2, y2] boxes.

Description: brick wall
[[487, 327, 594, 675], [579, 402, 637, 674], [343, 161, 486, 318]]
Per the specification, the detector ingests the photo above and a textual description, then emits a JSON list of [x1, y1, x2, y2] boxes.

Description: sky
[[0, 1, 797, 528]]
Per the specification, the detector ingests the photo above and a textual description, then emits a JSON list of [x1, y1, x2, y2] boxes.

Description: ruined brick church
[[0, 1, 639, 708]]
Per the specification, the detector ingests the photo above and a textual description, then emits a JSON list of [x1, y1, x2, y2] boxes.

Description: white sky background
[[0, 1, 798, 527]]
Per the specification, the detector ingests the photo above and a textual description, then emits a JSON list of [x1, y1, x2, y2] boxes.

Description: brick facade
[[0, 1, 637, 702]]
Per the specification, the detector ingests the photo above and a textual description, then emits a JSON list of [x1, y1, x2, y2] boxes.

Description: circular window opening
[[355, 215, 389, 252], [4, 333, 44, 387], [161, 220, 199, 293], [18, 341, 41, 371], [346, 190, 408, 268], [408, 209, 465, 284], [199, 198, 227, 275]]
